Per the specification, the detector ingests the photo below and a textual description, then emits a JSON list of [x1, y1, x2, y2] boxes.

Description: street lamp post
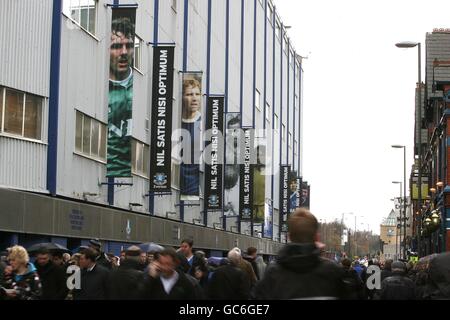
[[392, 145, 407, 259], [395, 41, 422, 257]]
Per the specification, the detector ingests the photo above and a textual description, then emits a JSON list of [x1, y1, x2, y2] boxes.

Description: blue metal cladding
[[149, 0, 160, 215], [107, 0, 120, 206], [223, 0, 230, 230], [204, 0, 212, 226], [183, 0, 189, 72], [286, 40, 290, 165], [47, 0, 62, 196], [180, 0, 190, 223]]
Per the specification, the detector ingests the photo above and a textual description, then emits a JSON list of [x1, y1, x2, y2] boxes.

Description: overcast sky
[[275, 0, 450, 233]]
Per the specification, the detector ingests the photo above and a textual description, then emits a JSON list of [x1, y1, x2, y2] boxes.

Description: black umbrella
[[27, 243, 71, 255]]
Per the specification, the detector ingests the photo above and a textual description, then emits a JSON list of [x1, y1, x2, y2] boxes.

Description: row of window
[[75, 111, 149, 178], [0, 84, 297, 182], [62, 0, 144, 72], [62, 0, 300, 71], [0, 86, 43, 141]]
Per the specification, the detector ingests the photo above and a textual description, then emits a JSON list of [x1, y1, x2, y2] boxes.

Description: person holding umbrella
[[34, 248, 68, 300]]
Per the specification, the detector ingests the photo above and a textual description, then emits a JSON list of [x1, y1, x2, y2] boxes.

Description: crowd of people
[[1, 208, 449, 300]]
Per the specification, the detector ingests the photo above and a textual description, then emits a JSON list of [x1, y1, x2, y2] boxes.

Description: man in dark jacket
[[108, 246, 145, 300], [341, 258, 365, 300], [34, 249, 68, 300], [253, 208, 348, 300], [381, 259, 393, 282], [73, 248, 110, 300], [176, 251, 205, 300], [377, 261, 416, 300], [142, 248, 196, 300], [243, 247, 261, 280], [89, 239, 112, 270], [208, 248, 251, 300]]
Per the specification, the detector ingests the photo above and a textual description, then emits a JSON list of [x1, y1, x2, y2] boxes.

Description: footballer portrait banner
[[107, 7, 137, 177], [204, 96, 224, 210], [289, 170, 300, 214], [224, 113, 242, 217], [149, 46, 175, 192], [253, 138, 266, 224], [263, 202, 273, 239], [239, 128, 254, 221], [279, 165, 290, 233], [180, 73, 203, 201]]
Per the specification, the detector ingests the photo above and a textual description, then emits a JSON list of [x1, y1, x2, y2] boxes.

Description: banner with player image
[[224, 113, 241, 217], [107, 7, 136, 177], [264, 202, 273, 239], [239, 128, 254, 221], [253, 137, 266, 224], [180, 73, 203, 201], [301, 181, 310, 209], [289, 170, 300, 213]]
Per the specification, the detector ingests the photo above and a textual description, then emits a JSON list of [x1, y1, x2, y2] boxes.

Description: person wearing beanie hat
[[107, 245, 145, 300], [88, 239, 112, 270], [391, 261, 407, 274], [376, 261, 416, 300]]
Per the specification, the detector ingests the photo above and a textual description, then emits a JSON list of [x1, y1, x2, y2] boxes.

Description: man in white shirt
[[179, 239, 194, 268], [142, 248, 196, 300]]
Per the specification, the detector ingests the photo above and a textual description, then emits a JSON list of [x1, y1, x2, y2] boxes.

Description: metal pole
[[396, 224, 399, 260], [403, 146, 407, 260], [417, 43, 423, 257]]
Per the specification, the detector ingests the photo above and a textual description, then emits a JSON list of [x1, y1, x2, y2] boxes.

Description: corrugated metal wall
[[0, 0, 52, 97], [0, 136, 47, 192], [0, 0, 51, 193]]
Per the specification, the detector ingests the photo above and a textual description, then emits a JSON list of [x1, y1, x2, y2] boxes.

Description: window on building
[[265, 102, 271, 122], [282, 123, 286, 141], [75, 110, 107, 161], [267, 3, 273, 24], [171, 0, 178, 12], [172, 162, 180, 189], [288, 132, 292, 151], [0, 86, 43, 141], [274, 113, 279, 130], [255, 89, 261, 111], [276, 20, 281, 39], [63, 0, 97, 35], [134, 35, 144, 71], [294, 141, 298, 159], [132, 139, 150, 178]]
